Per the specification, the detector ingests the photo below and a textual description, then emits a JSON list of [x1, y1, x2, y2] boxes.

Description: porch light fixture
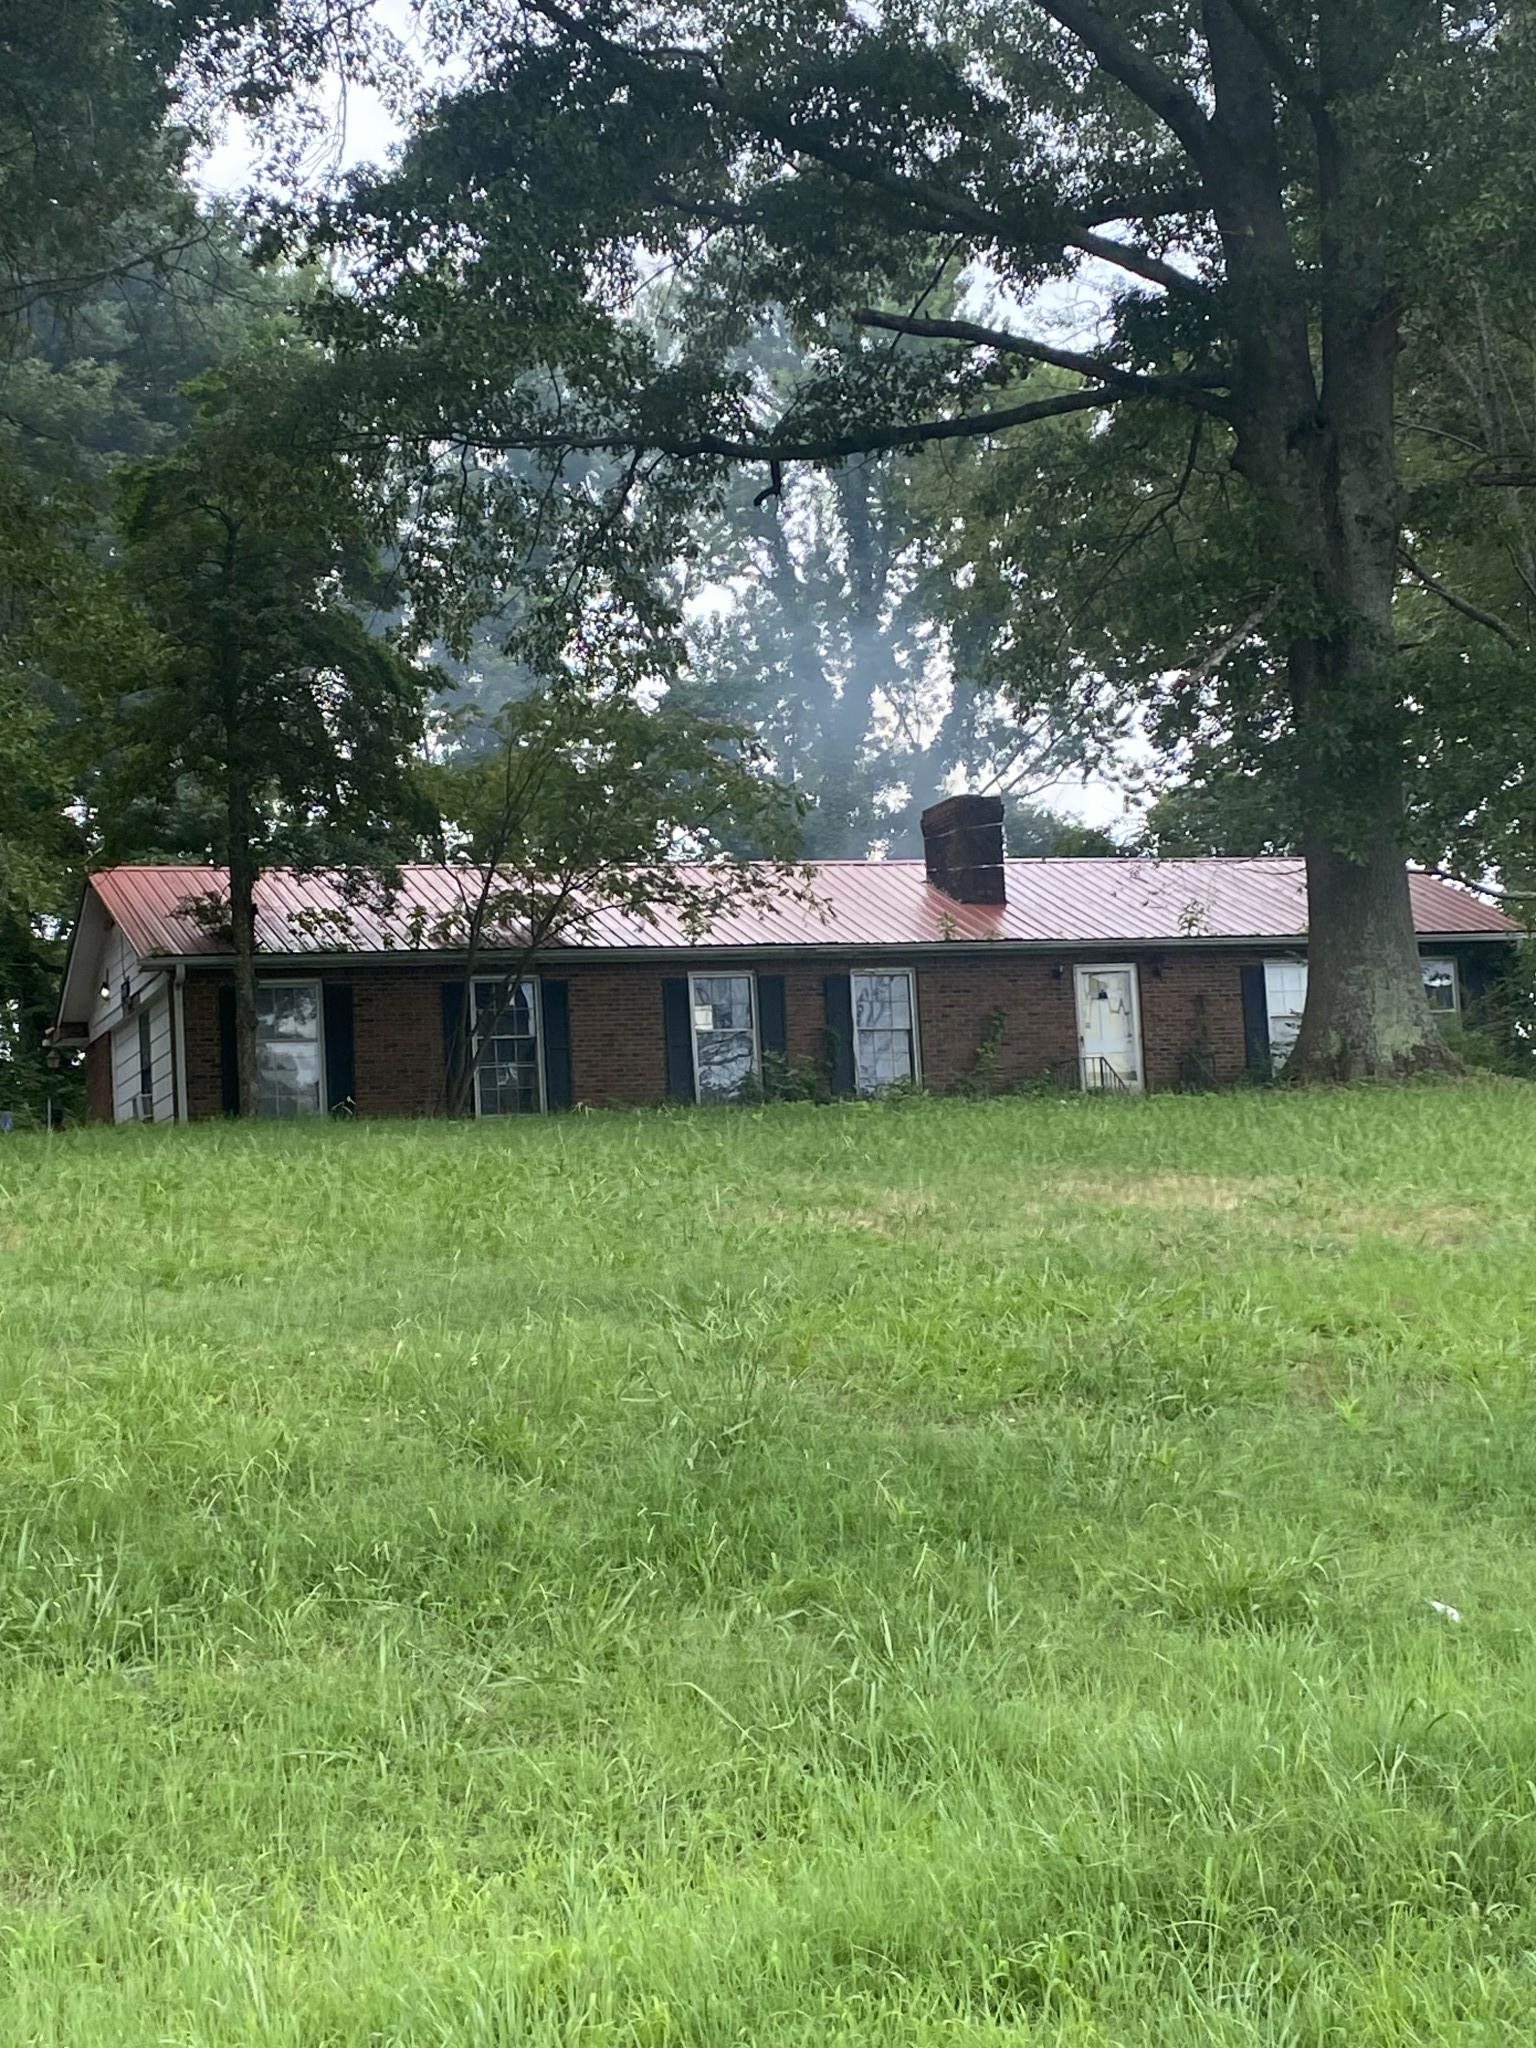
[[99, 981, 111, 1002]]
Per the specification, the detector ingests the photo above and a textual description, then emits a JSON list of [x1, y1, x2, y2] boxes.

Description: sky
[[192, 9, 1138, 835]]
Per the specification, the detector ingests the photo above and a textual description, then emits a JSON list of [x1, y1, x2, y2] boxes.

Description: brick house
[[53, 797, 1518, 1124]]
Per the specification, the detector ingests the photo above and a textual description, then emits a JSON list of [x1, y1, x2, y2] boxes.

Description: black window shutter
[[661, 977, 696, 1101], [323, 983, 355, 1113], [217, 985, 239, 1115], [542, 980, 573, 1109], [441, 979, 468, 1111], [758, 975, 788, 1064], [1240, 964, 1271, 1078], [824, 973, 856, 1096]]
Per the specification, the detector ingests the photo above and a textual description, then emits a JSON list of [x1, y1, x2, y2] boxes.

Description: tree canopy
[[313, 0, 1536, 1075]]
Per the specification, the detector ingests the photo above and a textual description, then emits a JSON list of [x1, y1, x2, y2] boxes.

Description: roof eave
[[135, 928, 1518, 970], [53, 882, 107, 1037]]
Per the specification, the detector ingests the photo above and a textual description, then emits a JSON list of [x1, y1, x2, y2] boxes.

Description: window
[[1266, 956, 1458, 1070], [852, 970, 919, 1095], [1263, 960, 1308, 1074], [472, 979, 543, 1115], [689, 973, 757, 1101], [1421, 957, 1459, 1013], [255, 982, 325, 1118], [137, 1010, 154, 1119]]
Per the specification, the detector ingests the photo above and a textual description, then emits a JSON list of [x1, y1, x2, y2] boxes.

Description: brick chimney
[[920, 793, 1006, 905]]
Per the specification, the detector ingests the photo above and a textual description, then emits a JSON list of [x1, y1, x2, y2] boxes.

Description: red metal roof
[[85, 858, 1518, 961]]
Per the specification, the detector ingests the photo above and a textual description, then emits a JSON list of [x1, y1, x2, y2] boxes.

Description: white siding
[[88, 923, 165, 1041], [148, 995, 175, 1122], [85, 918, 179, 1124], [108, 990, 175, 1124]]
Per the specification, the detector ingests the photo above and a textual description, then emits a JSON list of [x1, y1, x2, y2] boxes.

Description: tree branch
[[1032, 2, 1219, 171], [1397, 544, 1524, 651], [1065, 229, 1201, 295], [1078, 186, 1209, 225], [850, 307, 1230, 409], [1217, 0, 1321, 108], [381, 386, 1135, 468]]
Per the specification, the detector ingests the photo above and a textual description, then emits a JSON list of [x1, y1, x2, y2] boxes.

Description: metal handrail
[[1079, 1054, 1133, 1092]]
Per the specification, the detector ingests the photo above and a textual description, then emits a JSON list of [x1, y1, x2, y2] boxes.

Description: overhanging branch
[[1065, 228, 1201, 295], [850, 307, 1231, 412], [398, 385, 1130, 467]]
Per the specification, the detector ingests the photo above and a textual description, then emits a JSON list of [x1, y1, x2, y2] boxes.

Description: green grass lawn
[[5, 1085, 1536, 2043]]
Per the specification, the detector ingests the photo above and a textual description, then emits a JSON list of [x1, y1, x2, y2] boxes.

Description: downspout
[[172, 965, 190, 1125]]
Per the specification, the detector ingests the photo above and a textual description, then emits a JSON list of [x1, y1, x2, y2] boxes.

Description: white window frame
[[1073, 962, 1146, 1093], [850, 968, 922, 1096], [1420, 956, 1460, 1015], [255, 979, 327, 1119], [470, 977, 547, 1117], [687, 970, 760, 1103]]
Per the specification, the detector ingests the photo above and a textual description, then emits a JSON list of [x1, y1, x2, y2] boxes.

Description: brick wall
[[183, 975, 223, 1119], [163, 948, 1266, 1119], [351, 973, 446, 1116], [565, 966, 669, 1107], [183, 966, 451, 1119]]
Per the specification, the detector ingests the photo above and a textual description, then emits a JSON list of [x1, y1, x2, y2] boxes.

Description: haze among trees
[[4, 0, 1536, 1105]]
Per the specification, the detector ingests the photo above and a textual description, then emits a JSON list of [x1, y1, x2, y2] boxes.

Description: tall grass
[[2, 1084, 1536, 2041]]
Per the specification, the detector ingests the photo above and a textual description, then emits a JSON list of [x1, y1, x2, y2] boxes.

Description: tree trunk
[[447, 974, 476, 1116], [228, 783, 260, 1119], [1199, 3, 1451, 1082], [1279, 618, 1447, 1077]]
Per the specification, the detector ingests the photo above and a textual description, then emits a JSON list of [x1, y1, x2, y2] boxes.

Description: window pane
[[1422, 960, 1457, 1012], [256, 1039, 322, 1118], [697, 1028, 755, 1100], [474, 981, 534, 1035], [856, 1027, 913, 1095], [854, 973, 911, 1031], [257, 984, 319, 1040], [692, 976, 753, 1033]]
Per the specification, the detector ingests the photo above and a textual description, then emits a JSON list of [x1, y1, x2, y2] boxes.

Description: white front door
[[1074, 964, 1144, 1092]]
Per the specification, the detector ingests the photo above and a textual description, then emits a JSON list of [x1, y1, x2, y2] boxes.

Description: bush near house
[[4, 1085, 1536, 2041]]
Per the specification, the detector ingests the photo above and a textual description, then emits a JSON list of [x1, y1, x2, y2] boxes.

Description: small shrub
[[740, 1050, 824, 1104], [955, 1008, 1007, 1098], [1435, 1020, 1510, 1074]]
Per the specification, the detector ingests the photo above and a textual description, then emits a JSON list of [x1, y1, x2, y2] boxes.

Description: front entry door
[[1074, 964, 1144, 1092]]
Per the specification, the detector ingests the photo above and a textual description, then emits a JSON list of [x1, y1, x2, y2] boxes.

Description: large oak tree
[[325, 0, 1536, 1078]]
